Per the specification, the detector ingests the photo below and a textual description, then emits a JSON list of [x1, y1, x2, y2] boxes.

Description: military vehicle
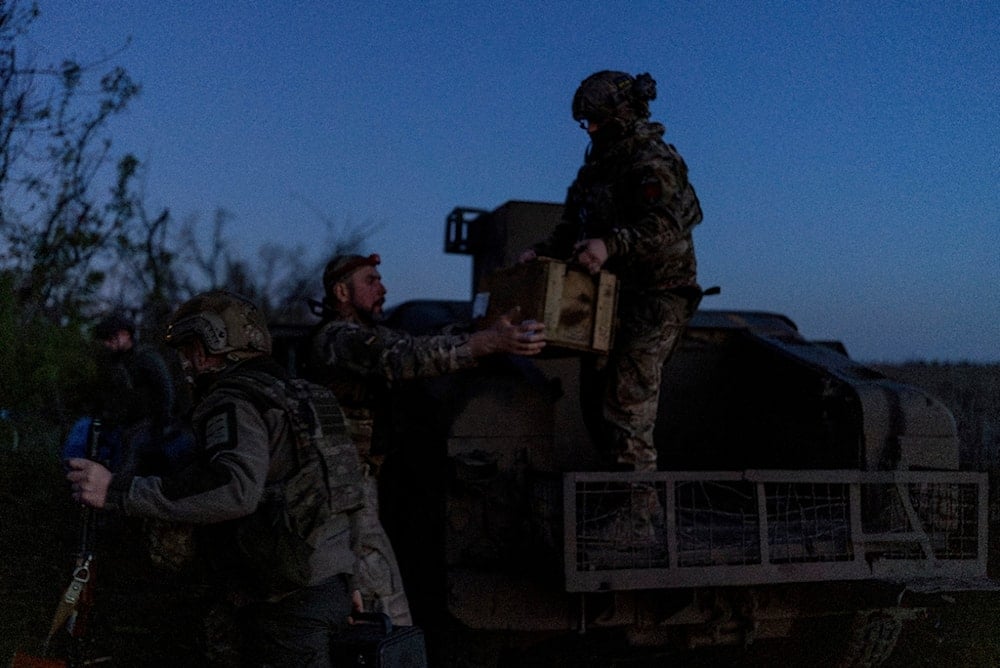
[[276, 201, 992, 667]]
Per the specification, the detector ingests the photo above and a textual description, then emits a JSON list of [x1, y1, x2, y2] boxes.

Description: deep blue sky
[[33, 1, 998, 362]]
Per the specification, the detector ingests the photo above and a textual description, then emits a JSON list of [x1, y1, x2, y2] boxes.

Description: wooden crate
[[474, 258, 618, 354]]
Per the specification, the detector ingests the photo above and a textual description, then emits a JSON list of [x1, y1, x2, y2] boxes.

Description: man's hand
[[517, 248, 537, 264], [347, 589, 365, 624], [66, 458, 112, 509], [470, 311, 546, 357], [495, 315, 547, 356], [351, 589, 364, 614], [573, 238, 608, 274]]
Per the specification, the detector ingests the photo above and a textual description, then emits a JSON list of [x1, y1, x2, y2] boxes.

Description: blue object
[[62, 417, 123, 470]]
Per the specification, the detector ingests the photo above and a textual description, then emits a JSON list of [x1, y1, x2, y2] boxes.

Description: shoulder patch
[[202, 404, 237, 453]]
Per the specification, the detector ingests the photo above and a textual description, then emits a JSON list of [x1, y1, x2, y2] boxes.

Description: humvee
[[275, 201, 991, 667]]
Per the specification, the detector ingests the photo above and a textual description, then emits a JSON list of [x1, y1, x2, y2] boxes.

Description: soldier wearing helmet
[[68, 290, 364, 666], [520, 70, 704, 474]]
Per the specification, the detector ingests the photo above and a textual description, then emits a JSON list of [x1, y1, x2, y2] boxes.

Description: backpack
[[214, 369, 365, 590]]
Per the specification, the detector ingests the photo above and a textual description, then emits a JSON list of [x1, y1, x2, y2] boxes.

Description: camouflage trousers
[[582, 289, 698, 472], [342, 413, 412, 624], [352, 473, 413, 625]]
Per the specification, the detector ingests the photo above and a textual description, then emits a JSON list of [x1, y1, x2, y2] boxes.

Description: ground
[[5, 438, 1000, 667], [1, 444, 204, 667]]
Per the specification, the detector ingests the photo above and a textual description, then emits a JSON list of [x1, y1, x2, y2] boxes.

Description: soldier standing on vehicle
[[67, 291, 363, 667], [308, 252, 547, 623], [519, 70, 704, 474]]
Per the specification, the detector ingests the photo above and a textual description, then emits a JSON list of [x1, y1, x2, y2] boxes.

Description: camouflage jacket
[[309, 317, 478, 462], [533, 120, 702, 293], [107, 357, 360, 598]]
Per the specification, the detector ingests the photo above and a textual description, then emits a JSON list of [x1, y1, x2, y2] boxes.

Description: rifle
[[13, 418, 108, 668]]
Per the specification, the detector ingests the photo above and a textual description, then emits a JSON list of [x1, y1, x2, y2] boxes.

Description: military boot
[[629, 482, 664, 544]]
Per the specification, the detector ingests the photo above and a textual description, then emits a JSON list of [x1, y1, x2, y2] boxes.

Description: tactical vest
[[565, 124, 702, 291], [213, 370, 364, 591]]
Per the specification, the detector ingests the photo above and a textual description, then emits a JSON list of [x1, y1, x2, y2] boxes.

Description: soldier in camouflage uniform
[[68, 291, 362, 667], [520, 70, 704, 473], [309, 253, 546, 624]]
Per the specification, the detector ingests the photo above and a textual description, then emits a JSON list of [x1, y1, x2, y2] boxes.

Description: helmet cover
[[165, 290, 271, 358], [572, 70, 657, 124]]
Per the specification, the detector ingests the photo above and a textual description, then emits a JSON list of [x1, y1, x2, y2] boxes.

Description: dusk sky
[[33, 1, 998, 363]]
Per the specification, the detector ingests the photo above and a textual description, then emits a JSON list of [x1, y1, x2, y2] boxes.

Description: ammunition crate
[[474, 258, 618, 354]]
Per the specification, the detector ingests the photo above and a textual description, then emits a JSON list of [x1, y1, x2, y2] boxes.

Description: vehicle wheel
[[835, 610, 903, 668]]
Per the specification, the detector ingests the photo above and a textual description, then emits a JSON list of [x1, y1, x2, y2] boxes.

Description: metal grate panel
[[565, 470, 988, 592]]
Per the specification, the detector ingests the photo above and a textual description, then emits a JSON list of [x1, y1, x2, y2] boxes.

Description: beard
[[356, 300, 385, 326]]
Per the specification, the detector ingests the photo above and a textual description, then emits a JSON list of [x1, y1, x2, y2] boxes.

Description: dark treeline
[[0, 1, 365, 440]]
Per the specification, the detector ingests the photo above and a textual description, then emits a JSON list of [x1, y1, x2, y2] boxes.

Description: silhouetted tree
[[0, 1, 146, 324], [0, 2, 371, 436]]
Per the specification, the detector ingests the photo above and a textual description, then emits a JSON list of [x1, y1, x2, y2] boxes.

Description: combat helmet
[[572, 70, 657, 127], [165, 290, 271, 361]]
